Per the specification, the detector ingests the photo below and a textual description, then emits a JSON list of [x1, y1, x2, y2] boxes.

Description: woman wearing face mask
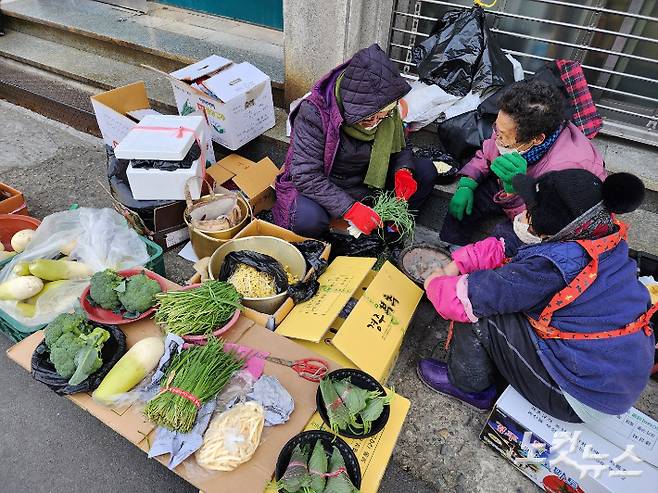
[[273, 44, 439, 238], [440, 79, 606, 252], [418, 170, 655, 422]]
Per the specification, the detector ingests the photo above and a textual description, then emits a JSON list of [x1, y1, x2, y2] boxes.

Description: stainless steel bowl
[[208, 236, 306, 314]]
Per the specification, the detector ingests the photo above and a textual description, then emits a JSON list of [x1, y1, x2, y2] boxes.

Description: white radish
[[92, 337, 165, 406], [0, 276, 44, 301], [60, 239, 77, 256], [0, 251, 16, 262], [11, 229, 35, 253]]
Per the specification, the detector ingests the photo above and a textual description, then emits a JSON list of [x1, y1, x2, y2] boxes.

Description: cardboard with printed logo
[[481, 386, 658, 493], [275, 257, 423, 383]]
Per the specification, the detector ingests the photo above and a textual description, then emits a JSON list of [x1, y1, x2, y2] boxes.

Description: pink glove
[[425, 275, 477, 323], [453, 237, 506, 274]]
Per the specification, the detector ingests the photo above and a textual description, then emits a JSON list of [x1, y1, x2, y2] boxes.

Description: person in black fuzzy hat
[[417, 169, 655, 423]]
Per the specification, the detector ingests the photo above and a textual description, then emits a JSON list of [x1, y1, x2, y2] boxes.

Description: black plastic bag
[[131, 142, 201, 171], [436, 88, 503, 165], [413, 6, 514, 97], [288, 240, 330, 303], [31, 324, 127, 396], [325, 232, 386, 262], [218, 250, 289, 294]]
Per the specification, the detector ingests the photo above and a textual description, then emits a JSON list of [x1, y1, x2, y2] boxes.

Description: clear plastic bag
[[0, 207, 150, 326]]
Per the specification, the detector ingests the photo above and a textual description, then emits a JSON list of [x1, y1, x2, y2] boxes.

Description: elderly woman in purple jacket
[[419, 170, 655, 422], [273, 44, 438, 238]]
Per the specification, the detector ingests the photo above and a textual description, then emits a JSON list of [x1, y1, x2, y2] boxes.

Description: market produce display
[[143, 337, 244, 433], [196, 401, 265, 471], [319, 375, 390, 436], [92, 336, 165, 405], [154, 280, 241, 336], [43, 312, 111, 385], [372, 191, 415, 240], [274, 442, 360, 493], [87, 269, 163, 317]]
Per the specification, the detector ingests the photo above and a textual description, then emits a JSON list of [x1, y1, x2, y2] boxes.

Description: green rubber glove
[[449, 177, 478, 221], [491, 153, 527, 194]]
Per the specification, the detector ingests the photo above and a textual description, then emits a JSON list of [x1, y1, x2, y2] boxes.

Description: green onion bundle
[[154, 280, 242, 336], [372, 191, 415, 240], [143, 338, 243, 433]]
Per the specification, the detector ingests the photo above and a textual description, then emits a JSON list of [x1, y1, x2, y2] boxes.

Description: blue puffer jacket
[[468, 239, 654, 414]]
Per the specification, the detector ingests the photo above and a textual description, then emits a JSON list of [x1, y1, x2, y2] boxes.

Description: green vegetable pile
[[372, 191, 415, 240], [273, 441, 359, 493], [143, 337, 243, 433], [88, 269, 162, 317], [154, 280, 242, 336], [319, 377, 391, 436], [44, 313, 110, 385]]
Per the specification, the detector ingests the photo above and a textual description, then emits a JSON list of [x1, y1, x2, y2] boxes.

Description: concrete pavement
[[1, 99, 656, 493]]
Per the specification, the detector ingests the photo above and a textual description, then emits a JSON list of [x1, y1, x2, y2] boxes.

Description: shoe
[[417, 358, 497, 411]]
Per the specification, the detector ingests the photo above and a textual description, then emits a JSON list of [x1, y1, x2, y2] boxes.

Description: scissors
[[265, 356, 329, 382]]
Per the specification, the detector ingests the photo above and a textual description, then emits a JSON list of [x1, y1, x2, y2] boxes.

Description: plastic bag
[[326, 232, 385, 261], [287, 240, 329, 303], [413, 6, 514, 97], [131, 142, 201, 171], [436, 88, 503, 165], [0, 208, 150, 326], [400, 80, 459, 131], [31, 324, 126, 395], [217, 250, 289, 294]]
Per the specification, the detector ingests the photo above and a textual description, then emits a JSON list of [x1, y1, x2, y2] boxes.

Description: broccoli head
[[44, 312, 92, 349], [117, 273, 162, 314], [68, 327, 110, 386], [49, 331, 87, 378], [89, 269, 123, 310]]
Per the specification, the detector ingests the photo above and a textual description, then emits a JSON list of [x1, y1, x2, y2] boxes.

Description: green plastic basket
[[0, 236, 165, 342]]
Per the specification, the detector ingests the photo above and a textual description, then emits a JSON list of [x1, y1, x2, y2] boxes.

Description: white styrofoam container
[[114, 115, 204, 161], [126, 159, 202, 201]]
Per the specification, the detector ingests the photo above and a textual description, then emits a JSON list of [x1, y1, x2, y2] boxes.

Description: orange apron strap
[[532, 222, 627, 331]]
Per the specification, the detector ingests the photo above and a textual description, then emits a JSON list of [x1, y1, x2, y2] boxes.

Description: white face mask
[[496, 143, 517, 156], [513, 213, 542, 245]]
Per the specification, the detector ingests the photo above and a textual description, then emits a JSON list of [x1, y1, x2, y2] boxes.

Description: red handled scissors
[[265, 356, 329, 382]]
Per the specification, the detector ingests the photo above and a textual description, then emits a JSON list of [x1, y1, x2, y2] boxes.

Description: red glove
[[394, 168, 417, 200], [344, 202, 382, 235]]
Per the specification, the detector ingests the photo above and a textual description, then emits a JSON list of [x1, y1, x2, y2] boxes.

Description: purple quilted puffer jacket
[[273, 44, 412, 229]]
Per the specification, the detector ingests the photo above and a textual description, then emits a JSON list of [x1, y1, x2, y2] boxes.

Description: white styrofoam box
[[167, 57, 275, 150], [114, 115, 204, 161], [481, 387, 658, 493], [126, 159, 202, 201]]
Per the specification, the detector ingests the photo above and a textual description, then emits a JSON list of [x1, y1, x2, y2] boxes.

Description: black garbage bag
[[325, 232, 386, 262], [413, 6, 514, 97], [288, 240, 330, 303], [131, 142, 201, 171], [218, 250, 289, 294], [31, 324, 127, 396], [436, 88, 503, 165], [106, 145, 177, 230]]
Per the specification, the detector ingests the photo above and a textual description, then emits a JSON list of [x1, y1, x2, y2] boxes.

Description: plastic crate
[[0, 236, 165, 342]]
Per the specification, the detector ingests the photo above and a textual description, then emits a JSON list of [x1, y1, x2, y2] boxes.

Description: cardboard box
[[276, 257, 423, 383], [6, 278, 338, 493], [166, 55, 275, 150], [480, 386, 658, 493], [91, 82, 215, 250], [0, 182, 27, 215], [206, 154, 280, 214]]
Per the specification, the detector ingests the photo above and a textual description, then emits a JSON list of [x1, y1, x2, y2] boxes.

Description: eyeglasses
[[359, 106, 396, 124], [493, 123, 531, 150]]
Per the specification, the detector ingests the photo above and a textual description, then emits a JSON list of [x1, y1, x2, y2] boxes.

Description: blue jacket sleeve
[[467, 255, 567, 318]]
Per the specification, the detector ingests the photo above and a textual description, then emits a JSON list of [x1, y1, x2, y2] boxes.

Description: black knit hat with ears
[[512, 170, 645, 236]]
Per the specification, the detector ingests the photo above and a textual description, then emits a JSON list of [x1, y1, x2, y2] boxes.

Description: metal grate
[[388, 0, 658, 146]]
